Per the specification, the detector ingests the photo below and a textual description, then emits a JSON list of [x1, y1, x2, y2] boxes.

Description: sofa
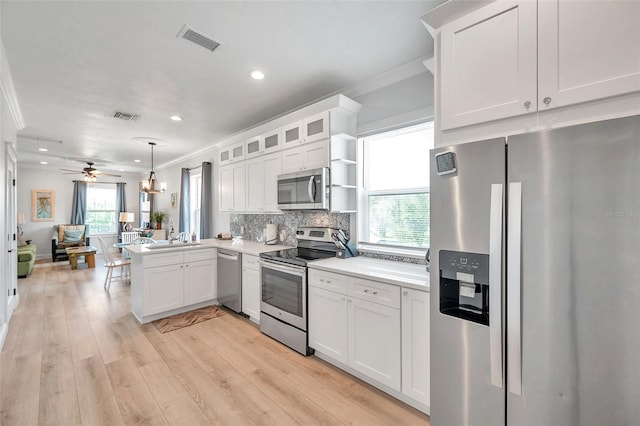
[[51, 224, 90, 262], [18, 243, 37, 278]]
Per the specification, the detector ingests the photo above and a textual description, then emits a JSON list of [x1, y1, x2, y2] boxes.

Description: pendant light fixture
[[141, 142, 166, 194]]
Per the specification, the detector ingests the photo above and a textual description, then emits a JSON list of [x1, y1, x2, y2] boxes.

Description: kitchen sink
[[146, 242, 202, 249]]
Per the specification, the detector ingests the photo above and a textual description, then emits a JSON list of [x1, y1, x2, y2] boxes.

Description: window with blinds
[[358, 122, 434, 254]]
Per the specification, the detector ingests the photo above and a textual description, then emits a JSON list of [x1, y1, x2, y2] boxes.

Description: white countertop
[[308, 256, 430, 292], [124, 238, 291, 257]]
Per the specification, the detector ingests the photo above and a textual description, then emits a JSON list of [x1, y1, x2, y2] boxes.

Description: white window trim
[[356, 121, 433, 258]]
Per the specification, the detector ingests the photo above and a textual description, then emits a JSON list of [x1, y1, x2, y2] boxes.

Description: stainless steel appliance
[[217, 249, 242, 313], [430, 115, 640, 425], [277, 167, 330, 210], [259, 226, 341, 355]]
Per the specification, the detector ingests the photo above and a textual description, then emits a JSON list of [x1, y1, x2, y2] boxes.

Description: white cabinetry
[[282, 111, 331, 148], [217, 95, 361, 213], [348, 296, 401, 390], [241, 255, 260, 323], [308, 269, 401, 391], [219, 162, 246, 212], [281, 140, 328, 174], [438, 0, 640, 130], [132, 248, 218, 323], [246, 129, 282, 159], [308, 267, 430, 412], [143, 263, 184, 315], [401, 288, 430, 407], [219, 141, 245, 164], [246, 152, 281, 212]]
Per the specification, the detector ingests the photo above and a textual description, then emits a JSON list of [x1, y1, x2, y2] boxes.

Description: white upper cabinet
[[283, 121, 303, 146], [282, 111, 331, 146], [245, 129, 282, 159], [245, 135, 263, 159], [537, 0, 640, 110], [245, 151, 281, 212], [439, 0, 640, 130], [219, 141, 246, 164], [440, 1, 537, 129], [263, 128, 282, 154], [219, 162, 246, 212], [303, 111, 331, 143]]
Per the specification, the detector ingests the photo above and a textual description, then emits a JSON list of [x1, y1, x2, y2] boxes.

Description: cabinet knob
[[524, 101, 531, 110], [364, 289, 369, 293], [341, 297, 346, 302], [543, 97, 552, 105], [326, 280, 332, 284], [180, 265, 184, 268], [402, 291, 409, 296], [373, 291, 378, 295]]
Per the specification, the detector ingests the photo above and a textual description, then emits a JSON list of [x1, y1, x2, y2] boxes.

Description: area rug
[[152, 305, 226, 333]]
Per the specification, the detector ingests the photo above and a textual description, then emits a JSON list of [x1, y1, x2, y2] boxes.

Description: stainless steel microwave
[[277, 167, 330, 210]]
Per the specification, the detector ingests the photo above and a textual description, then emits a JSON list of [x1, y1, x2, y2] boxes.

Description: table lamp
[[119, 212, 135, 232], [17, 212, 26, 236]]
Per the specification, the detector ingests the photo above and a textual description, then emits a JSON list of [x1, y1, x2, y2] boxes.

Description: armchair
[[51, 224, 90, 262]]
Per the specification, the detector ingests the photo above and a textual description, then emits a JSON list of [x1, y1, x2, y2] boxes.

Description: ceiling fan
[[61, 162, 121, 182]]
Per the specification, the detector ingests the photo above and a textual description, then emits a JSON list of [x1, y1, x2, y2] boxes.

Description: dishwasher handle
[[218, 251, 239, 261]]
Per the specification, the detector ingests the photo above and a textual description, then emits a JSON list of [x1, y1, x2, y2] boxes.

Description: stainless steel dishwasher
[[217, 249, 242, 313]]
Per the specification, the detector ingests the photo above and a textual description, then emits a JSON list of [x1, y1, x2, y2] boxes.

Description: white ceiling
[[1, 0, 442, 175]]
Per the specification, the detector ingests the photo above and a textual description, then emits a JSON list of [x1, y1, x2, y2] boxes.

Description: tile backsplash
[[230, 212, 350, 246], [229, 212, 426, 265]]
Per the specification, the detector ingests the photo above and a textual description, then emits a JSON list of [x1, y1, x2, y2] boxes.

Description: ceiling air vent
[[113, 111, 140, 122], [177, 25, 220, 52]]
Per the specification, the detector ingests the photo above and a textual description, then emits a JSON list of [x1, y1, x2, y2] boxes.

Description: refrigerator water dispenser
[[439, 250, 490, 326]]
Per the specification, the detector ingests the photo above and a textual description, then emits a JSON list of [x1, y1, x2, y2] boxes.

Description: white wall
[[354, 71, 434, 135], [151, 148, 221, 235], [16, 166, 141, 259]]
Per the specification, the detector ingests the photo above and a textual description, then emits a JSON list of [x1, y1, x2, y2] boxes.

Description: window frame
[[85, 183, 118, 235], [356, 121, 433, 258], [189, 172, 202, 236]]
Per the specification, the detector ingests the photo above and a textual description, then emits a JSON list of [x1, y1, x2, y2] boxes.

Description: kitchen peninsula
[[125, 239, 290, 324]]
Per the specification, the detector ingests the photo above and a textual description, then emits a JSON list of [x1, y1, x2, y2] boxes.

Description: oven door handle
[[258, 259, 306, 277]]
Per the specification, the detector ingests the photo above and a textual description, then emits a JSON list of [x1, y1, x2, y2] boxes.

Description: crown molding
[[343, 56, 432, 99], [1, 40, 25, 130]]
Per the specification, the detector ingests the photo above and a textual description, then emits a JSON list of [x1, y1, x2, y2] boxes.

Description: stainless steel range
[[258, 227, 346, 355]]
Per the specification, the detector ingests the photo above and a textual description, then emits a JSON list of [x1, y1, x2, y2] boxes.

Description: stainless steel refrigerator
[[430, 115, 640, 426]]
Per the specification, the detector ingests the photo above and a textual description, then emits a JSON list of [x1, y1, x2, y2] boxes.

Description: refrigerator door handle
[[489, 184, 504, 388], [507, 182, 523, 396]]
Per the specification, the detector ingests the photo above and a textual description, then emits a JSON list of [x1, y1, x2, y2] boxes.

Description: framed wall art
[[171, 192, 178, 208], [32, 189, 55, 221]]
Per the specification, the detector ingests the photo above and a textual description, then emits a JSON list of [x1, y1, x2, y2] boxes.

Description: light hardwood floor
[[1, 257, 430, 425]]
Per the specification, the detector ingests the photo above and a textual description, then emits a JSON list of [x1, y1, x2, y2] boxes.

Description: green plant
[[151, 211, 166, 224]]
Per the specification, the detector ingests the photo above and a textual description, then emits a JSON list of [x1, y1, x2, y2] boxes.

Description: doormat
[[152, 305, 226, 333]]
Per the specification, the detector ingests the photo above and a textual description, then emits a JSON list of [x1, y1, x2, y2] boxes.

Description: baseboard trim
[[0, 322, 8, 351]]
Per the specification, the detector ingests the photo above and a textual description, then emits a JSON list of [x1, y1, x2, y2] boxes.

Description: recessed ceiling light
[[170, 115, 183, 121], [134, 159, 141, 163], [249, 70, 265, 80], [40, 161, 48, 165], [119, 169, 125, 172], [38, 148, 48, 152]]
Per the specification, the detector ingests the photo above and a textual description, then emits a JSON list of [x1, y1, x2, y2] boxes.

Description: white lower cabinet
[[241, 255, 261, 323], [308, 268, 429, 412], [308, 286, 348, 364], [401, 288, 430, 407], [184, 259, 217, 305], [134, 248, 217, 323], [143, 263, 185, 315], [308, 270, 402, 391], [348, 296, 401, 390]]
